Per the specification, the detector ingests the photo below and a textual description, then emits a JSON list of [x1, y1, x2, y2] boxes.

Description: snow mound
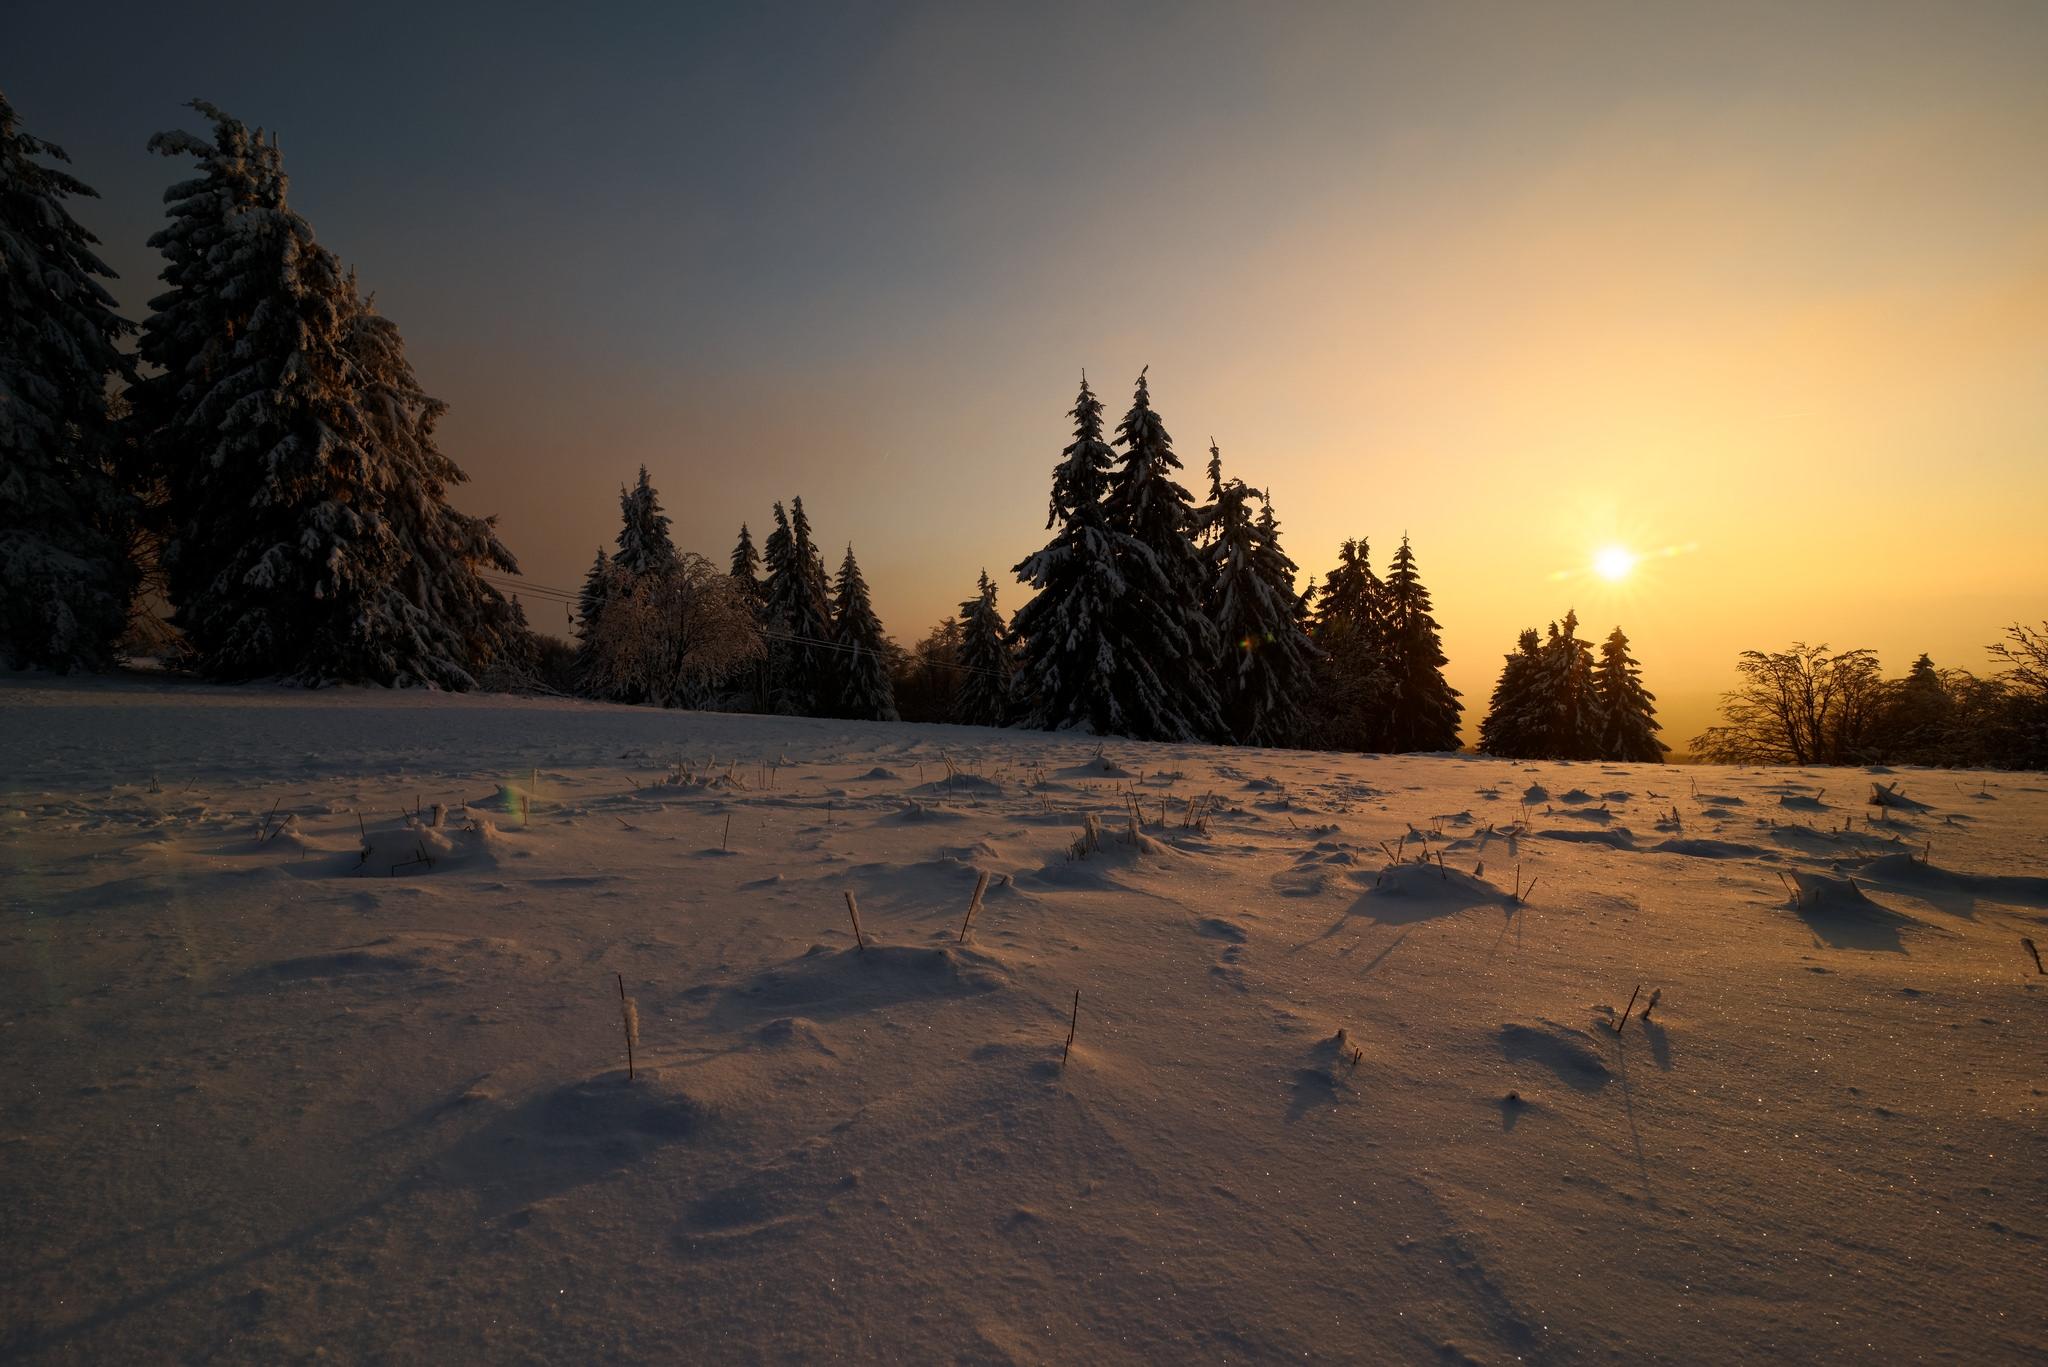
[[1649, 838, 1771, 860], [1497, 1021, 1612, 1091], [1851, 853, 2048, 909], [1534, 827, 1637, 849], [1353, 861, 1512, 923], [719, 943, 1009, 1019]]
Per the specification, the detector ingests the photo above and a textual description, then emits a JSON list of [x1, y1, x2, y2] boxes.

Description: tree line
[[4, 90, 2042, 769], [1689, 634, 2048, 771]]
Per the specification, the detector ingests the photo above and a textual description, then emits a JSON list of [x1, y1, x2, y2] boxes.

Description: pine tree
[[1378, 536, 1463, 751], [0, 89, 137, 671], [1306, 538, 1392, 750], [729, 523, 763, 603], [760, 502, 799, 711], [135, 102, 516, 686], [761, 498, 834, 713], [1478, 629, 1547, 758], [1538, 611, 1604, 760], [724, 522, 768, 709], [830, 543, 897, 721], [1101, 370, 1225, 740], [1204, 452, 1315, 746], [952, 569, 1012, 727], [613, 466, 676, 577], [570, 545, 612, 688], [577, 548, 611, 643], [1012, 375, 1206, 738], [1592, 626, 1666, 762]]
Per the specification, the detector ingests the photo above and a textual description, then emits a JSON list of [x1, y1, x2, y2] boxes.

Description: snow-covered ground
[[3, 674, 2044, 1363]]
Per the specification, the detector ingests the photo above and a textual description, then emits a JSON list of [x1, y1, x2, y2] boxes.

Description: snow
[[3, 673, 2044, 1360]]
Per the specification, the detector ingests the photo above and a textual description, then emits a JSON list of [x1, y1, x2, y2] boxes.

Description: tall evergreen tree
[[730, 523, 763, 602], [577, 548, 611, 642], [613, 466, 675, 576], [724, 521, 768, 709], [571, 545, 612, 686], [1592, 626, 1666, 762], [761, 498, 834, 713], [135, 102, 515, 685], [1306, 538, 1392, 750], [1477, 629, 1547, 758], [760, 501, 799, 710], [830, 543, 897, 721], [1204, 454, 1315, 746], [0, 89, 137, 671], [952, 569, 1012, 727], [1538, 610, 1604, 759], [1378, 535, 1463, 751], [1101, 370, 1224, 740], [1013, 375, 1201, 738]]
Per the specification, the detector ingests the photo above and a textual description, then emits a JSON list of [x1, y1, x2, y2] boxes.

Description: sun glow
[[1593, 546, 1637, 582]]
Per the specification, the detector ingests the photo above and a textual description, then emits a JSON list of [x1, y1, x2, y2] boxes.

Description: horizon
[[11, 0, 2047, 744]]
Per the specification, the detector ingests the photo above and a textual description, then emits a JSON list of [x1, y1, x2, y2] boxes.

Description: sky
[[12, 1, 2047, 745]]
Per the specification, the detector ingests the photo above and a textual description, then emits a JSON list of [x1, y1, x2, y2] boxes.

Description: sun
[[1593, 546, 1637, 582]]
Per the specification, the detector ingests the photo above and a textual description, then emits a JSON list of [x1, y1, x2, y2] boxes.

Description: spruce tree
[[1478, 629, 1547, 758], [1538, 610, 1604, 760], [613, 466, 676, 576], [1378, 536, 1463, 751], [1013, 375, 1204, 739], [786, 496, 835, 711], [951, 569, 1012, 727], [571, 545, 612, 686], [577, 548, 612, 643], [1306, 539, 1392, 750], [730, 523, 763, 604], [725, 522, 767, 709], [1204, 456, 1315, 747], [135, 102, 516, 686], [761, 498, 834, 713], [1101, 370, 1225, 740], [0, 90, 137, 671], [760, 502, 800, 711], [830, 543, 897, 721], [1592, 626, 1666, 762]]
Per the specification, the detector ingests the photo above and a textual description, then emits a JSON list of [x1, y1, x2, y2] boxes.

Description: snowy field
[[3, 674, 2045, 1364]]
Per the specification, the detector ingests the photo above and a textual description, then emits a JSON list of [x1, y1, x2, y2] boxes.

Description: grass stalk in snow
[[958, 870, 990, 943], [844, 891, 866, 952], [616, 973, 639, 1081]]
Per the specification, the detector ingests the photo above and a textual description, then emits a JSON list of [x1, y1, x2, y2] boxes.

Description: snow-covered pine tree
[[1203, 452, 1315, 746], [135, 102, 518, 686], [760, 501, 800, 711], [1477, 629, 1545, 758], [1012, 375, 1203, 738], [1538, 610, 1603, 760], [1102, 370, 1225, 741], [570, 546, 612, 690], [786, 496, 836, 713], [1377, 535, 1463, 751], [951, 569, 1012, 727], [0, 89, 137, 672], [1306, 538, 1392, 750], [730, 523, 763, 603], [1592, 626, 1666, 762], [760, 498, 834, 713], [326, 292, 521, 684], [829, 543, 897, 721], [613, 466, 676, 577], [724, 522, 768, 709], [577, 548, 611, 643]]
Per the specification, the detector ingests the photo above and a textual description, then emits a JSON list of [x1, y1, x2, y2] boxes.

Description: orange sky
[[25, 2, 2045, 743]]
